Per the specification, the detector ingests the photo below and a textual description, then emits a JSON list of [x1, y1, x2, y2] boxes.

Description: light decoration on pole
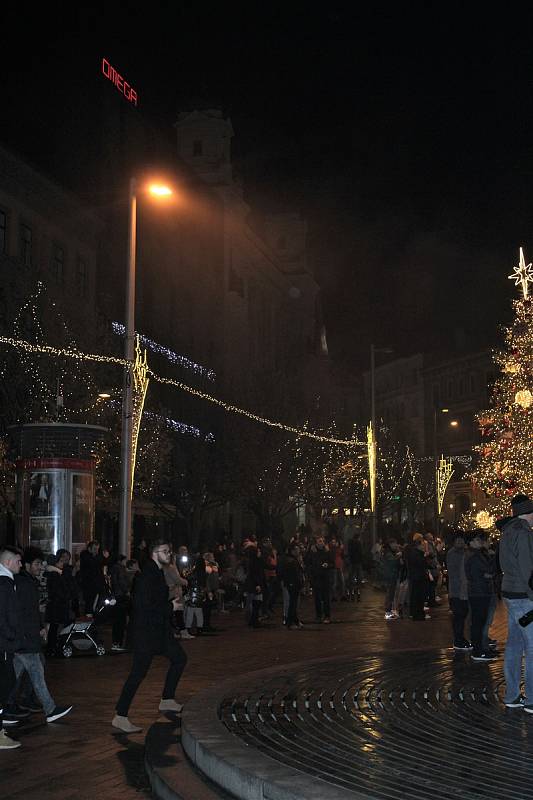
[[130, 336, 149, 498], [367, 422, 376, 512], [436, 455, 454, 515]]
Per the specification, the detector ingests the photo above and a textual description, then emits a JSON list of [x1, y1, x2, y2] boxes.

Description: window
[[193, 139, 203, 156], [0, 209, 6, 254], [51, 244, 65, 284], [20, 223, 32, 267], [76, 257, 87, 297]]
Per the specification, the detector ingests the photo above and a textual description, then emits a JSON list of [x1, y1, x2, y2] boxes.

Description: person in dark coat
[[0, 546, 24, 749], [405, 533, 428, 621], [243, 544, 265, 628], [112, 539, 187, 733], [45, 550, 77, 656], [465, 531, 497, 661], [79, 541, 106, 615], [9, 548, 72, 723], [279, 544, 304, 629], [305, 536, 334, 623]]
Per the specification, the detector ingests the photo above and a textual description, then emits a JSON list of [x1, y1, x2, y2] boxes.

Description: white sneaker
[[111, 644, 127, 652], [0, 729, 21, 749], [384, 612, 395, 620], [425, 614, 432, 620], [180, 630, 195, 639], [112, 714, 142, 733], [159, 699, 183, 713]]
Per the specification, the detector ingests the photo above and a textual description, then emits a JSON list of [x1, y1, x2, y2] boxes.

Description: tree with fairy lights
[[470, 248, 533, 520]]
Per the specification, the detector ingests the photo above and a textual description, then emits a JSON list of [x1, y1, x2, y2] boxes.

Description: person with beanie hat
[[499, 494, 533, 710]]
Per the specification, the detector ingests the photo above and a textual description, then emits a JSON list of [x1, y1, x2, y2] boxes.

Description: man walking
[[11, 547, 73, 723], [499, 494, 533, 711], [112, 539, 187, 733]]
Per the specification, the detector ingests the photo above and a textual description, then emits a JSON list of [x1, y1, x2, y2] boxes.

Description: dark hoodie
[[499, 515, 533, 599]]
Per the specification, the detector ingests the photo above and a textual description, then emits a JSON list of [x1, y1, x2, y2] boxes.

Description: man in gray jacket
[[499, 494, 533, 711]]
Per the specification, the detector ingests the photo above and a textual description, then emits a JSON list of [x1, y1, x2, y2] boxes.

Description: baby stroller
[[56, 595, 115, 658]]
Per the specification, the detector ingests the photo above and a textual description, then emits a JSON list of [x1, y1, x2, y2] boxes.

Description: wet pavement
[[218, 650, 529, 800], [1, 585, 515, 799]]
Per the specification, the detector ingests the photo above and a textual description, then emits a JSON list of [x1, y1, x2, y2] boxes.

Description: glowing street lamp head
[[148, 183, 172, 197], [98, 392, 111, 399], [450, 420, 459, 427]]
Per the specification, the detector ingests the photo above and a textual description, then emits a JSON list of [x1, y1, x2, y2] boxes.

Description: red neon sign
[[102, 58, 138, 107]]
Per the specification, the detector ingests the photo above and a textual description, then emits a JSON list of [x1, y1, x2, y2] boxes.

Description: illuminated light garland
[[112, 322, 216, 380], [150, 371, 365, 446], [0, 336, 364, 447]]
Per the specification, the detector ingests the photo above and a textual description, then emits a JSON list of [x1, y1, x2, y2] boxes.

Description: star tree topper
[[508, 247, 533, 299]]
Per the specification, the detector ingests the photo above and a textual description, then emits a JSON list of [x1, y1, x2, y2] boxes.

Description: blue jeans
[[503, 598, 533, 704], [13, 652, 55, 716]]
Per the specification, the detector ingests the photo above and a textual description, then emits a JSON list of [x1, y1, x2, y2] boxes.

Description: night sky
[[3, 5, 533, 370]]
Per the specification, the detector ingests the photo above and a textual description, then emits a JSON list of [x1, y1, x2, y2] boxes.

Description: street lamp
[[370, 344, 393, 547], [119, 177, 173, 558]]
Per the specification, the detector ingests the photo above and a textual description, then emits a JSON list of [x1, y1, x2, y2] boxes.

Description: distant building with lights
[[359, 348, 495, 527]]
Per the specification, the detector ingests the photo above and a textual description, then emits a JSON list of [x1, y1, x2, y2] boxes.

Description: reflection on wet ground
[[220, 650, 533, 799]]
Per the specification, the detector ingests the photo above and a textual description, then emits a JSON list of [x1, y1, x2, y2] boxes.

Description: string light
[[0, 335, 365, 447], [112, 322, 216, 380]]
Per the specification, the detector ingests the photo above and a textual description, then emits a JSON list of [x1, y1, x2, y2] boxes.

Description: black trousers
[[112, 599, 129, 646], [449, 597, 469, 645], [469, 596, 490, 655], [410, 578, 427, 620], [0, 652, 16, 728], [115, 637, 187, 716], [287, 585, 301, 626], [313, 583, 331, 619]]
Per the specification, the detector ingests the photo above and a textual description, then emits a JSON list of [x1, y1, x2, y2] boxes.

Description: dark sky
[[3, 5, 533, 370]]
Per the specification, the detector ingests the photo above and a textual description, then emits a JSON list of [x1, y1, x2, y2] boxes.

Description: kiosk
[[10, 423, 107, 557]]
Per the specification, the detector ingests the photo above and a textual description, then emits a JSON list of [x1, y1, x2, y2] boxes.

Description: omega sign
[[102, 58, 138, 106]]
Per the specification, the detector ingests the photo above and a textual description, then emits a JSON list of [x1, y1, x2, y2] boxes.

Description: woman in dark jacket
[[45, 550, 77, 655]]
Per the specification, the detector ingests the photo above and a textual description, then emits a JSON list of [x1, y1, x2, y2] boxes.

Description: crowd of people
[[3, 491, 533, 747]]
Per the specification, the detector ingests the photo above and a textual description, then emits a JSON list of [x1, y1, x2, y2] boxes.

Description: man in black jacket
[[464, 532, 497, 662], [0, 546, 23, 749], [306, 537, 333, 623], [11, 548, 72, 723], [112, 539, 187, 733], [405, 533, 429, 621]]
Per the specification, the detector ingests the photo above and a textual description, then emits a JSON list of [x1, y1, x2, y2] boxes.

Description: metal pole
[[119, 177, 137, 558], [370, 344, 377, 548], [433, 407, 439, 534]]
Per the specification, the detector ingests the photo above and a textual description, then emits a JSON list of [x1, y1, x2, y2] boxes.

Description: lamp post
[[370, 344, 393, 548], [118, 178, 173, 558]]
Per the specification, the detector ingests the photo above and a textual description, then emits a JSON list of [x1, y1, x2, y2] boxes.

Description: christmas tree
[[471, 248, 533, 521]]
